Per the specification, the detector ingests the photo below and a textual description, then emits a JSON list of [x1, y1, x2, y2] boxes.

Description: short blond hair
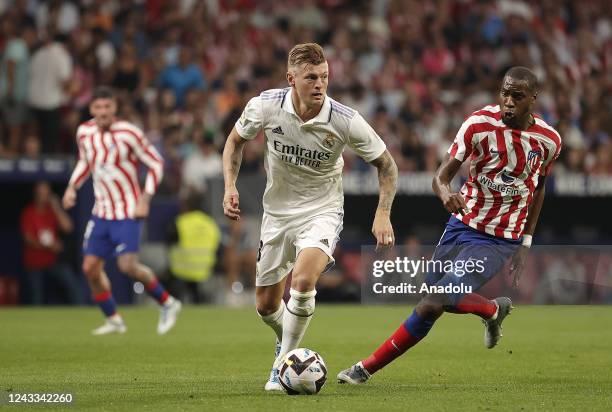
[[287, 43, 326, 70]]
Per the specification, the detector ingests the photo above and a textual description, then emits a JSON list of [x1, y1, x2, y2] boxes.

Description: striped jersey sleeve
[[120, 124, 164, 195], [68, 126, 92, 189]]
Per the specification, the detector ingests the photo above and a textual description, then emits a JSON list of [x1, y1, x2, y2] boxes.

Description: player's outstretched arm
[[509, 175, 546, 288], [370, 150, 398, 249], [433, 154, 467, 215], [222, 127, 248, 221]]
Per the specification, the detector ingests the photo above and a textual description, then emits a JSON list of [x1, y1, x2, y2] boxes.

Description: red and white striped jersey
[[68, 119, 164, 220], [448, 105, 561, 240]]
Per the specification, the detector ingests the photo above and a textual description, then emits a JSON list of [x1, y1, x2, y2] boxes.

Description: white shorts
[[256, 211, 344, 287]]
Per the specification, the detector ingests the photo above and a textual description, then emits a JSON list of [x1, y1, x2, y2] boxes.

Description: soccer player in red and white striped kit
[[63, 86, 181, 335], [339, 67, 561, 383]]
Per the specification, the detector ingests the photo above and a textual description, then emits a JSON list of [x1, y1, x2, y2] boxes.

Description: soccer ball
[[278, 348, 327, 395]]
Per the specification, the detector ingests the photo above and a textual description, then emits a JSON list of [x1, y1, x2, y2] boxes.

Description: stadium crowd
[[1, 0, 611, 306], [0, 0, 610, 186]]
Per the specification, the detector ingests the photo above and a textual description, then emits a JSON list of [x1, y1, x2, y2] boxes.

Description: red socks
[[449, 293, 497, 319], [146, 279, 169, 305], [362, 324, 423, 374]]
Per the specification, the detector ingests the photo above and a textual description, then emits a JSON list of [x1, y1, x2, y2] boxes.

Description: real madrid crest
[[323, 133, 336, 149]]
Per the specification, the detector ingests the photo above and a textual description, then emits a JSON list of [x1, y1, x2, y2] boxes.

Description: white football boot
[[483, 297, 513, 348], [157, 297, 182, 335], [337, 361, 371, 385], [264, 340, 283, 391], [92, 315, 127, 335]]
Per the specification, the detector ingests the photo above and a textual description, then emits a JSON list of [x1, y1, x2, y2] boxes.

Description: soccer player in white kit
[[222, 43, 398, 391]]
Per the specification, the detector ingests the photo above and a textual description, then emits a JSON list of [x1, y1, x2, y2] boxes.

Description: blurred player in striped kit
[[63, 87, 181, 335], [339, 67, 562, 384]]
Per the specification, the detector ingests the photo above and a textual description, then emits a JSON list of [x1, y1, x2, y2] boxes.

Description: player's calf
[[279, 288, 316, 357], [415, 294, 445, 320], [256, 283, 287, 391], [444, 293, 498, 319]]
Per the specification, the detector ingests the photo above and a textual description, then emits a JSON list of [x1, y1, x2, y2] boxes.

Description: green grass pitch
[[1, 305, 611, 411]]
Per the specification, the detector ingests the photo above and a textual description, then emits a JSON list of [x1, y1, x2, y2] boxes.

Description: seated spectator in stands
[[167, 191, 221, 303], [20, 181, 82, 305], [158, 46, 205, 108]]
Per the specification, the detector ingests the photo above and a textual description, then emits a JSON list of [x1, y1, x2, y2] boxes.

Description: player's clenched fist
[[441, 192, 468, 215], [372, 210, 395, 250], [62, 186, 77, 209], [223, 188, 241, 220]]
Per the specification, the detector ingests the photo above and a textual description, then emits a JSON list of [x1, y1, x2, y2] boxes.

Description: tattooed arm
[[369, 149, 398, 249], [222, 127, 248, 220]]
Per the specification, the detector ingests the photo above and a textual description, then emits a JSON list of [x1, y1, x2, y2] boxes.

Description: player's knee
[[291, 271, 317, 292], [287, 288, 316, 317], [117, 257, 136, 275], [82, 260, 101, 280]]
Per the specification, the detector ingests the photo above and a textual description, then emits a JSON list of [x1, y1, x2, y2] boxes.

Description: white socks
[[279, 288, 316, 358], [258, 299, 286, 342]]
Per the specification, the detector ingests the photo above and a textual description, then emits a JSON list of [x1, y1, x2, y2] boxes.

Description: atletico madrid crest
[[527, 149, 542, 170]]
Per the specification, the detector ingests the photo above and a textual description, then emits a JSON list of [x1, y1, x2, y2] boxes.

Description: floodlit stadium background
[[0, 0, 611, 306]]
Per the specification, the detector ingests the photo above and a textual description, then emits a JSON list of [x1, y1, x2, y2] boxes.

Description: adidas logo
[[320, 239, 329, 247], [272, 126, 284, 135]]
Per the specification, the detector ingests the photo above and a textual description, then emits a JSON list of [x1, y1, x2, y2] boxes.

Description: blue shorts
[[424, 216, 521, 305], [83, 217, 142, 259]]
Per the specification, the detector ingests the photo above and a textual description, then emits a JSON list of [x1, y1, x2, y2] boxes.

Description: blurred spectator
[[20, 181, 82, 305], [167, 191, 221, 303], [69, 49, 98, 116], [221, 217, 258, 306], [28, 33, 72, 153], [181, 130, 222, 195], [158, 46, 205, 108], [0, 20, 35, 155], [35, 0, 80, 35], [90, 27, 116, 71], [0, 0, 605, 179], [111, 43, 146, 96], [533, 252, 588, 304], [22, 133, 42, 158]]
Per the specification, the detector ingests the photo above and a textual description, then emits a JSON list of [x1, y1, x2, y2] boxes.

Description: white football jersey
[[235, 88, 386, 218]]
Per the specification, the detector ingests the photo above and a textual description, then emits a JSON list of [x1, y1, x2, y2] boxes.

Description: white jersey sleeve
[[346, 113, 386, 162], [235, 96, 263, 140]]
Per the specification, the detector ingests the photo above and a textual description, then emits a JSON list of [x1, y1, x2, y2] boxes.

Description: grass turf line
[[1, 305, 611, 411]]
